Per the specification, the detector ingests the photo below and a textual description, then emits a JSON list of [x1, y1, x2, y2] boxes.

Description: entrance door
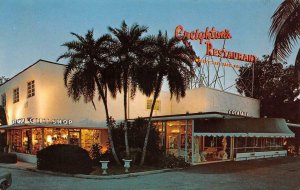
[[69, 130, 80, 146], [168, 133, 180, 156]]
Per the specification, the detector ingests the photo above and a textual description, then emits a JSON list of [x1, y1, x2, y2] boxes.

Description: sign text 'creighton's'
[[175, 25, 257, 64], [12, 118, 73, 125]]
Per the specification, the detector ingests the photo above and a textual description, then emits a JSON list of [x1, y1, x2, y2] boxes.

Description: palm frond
[[269, 0, 300, 61]]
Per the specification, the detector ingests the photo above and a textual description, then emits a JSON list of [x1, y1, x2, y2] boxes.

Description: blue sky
[[0, 0, 298, 92]]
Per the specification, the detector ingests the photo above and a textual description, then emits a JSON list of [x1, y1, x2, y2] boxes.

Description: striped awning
[[194, 118, 295, 138]]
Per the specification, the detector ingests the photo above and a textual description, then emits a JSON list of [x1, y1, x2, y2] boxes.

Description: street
[[1, 157, 300, 190]]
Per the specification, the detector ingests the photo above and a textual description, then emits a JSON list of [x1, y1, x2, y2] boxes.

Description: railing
[[234, 146, 284, 153]]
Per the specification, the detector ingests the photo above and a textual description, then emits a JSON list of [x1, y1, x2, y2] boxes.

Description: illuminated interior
[[154, 120, 193, 162], [9, 128, 107, 155]]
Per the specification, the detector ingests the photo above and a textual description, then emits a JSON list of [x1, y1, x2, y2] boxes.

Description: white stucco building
[[0, 60, 294, 163]]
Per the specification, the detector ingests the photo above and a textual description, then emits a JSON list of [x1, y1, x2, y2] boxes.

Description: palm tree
[[57, 30, 121, 165], [269, 0, 300, 83], [108, 21, 150, 158], [139, 31, 195, 165]]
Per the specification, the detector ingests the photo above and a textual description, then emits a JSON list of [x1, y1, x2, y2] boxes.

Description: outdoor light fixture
[[171, 129, 180, 133]]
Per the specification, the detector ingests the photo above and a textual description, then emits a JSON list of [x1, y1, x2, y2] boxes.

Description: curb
[[0, 164, 178, 179]]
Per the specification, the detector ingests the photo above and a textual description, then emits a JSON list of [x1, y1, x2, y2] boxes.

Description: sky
[[0, 0, 298, 92]]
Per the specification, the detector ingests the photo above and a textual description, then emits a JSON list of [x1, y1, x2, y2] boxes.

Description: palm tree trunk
[[95, 79, 121, 165], [140, 76, 162, 166], [123, 79, 130, 158], [103, 100, 121, 165]]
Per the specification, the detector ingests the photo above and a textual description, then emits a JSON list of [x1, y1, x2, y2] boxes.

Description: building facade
[[0, 60, 294, 163]]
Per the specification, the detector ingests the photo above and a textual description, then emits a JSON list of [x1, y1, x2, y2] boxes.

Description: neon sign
[[175, 25, 232, 44], [175, 25, 257, 64]]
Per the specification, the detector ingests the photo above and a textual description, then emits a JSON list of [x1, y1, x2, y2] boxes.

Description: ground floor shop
[[0, 113, 295, 164], [2, 126, 108, 158], [287, 123, 300, 155], [152, 114, 294, 164]]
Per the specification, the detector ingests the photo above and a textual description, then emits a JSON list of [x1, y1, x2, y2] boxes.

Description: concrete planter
[[100, 160, 110, 175], [122, 159, 132, 173]]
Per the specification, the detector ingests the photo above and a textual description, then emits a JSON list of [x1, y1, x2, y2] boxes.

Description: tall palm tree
[[57, 30, 121, 165], [139, 31, 195, 165], [269, 0, 300, 83], [108, 21, 150, 158]]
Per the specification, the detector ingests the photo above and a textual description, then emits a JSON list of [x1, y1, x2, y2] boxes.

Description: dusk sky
[[0, 0, 298, 92]]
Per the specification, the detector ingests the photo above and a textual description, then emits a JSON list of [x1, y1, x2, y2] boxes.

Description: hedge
[[37, 144, 93, 174], [0, 152, 17, 163]]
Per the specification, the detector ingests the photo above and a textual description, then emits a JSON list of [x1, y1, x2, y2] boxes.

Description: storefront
[[287, 123, 300, 155], [152, 113, 294, 164], [0, 124, 108, 163]]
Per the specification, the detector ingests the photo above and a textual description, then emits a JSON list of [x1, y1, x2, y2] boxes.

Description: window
[[146, 99, 161, 111], [1, 93, 5, 107], [13, 88, 19, 103], [27, 80, 35, 98]]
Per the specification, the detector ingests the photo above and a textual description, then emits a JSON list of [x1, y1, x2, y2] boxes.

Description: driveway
[[1, 156, 300, 190]]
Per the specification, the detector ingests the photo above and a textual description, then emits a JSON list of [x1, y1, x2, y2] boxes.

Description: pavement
[[0, 161, 174, 179], [0, 156, 300, 190]]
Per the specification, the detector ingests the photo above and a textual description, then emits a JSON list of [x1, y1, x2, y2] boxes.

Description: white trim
[[235, 150, 287, 161], [287, 123, 300, 128], [151, 114, 225, 121], [193, 132, 294, 138]]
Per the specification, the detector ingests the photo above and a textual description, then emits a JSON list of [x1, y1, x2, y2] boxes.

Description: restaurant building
[[0, 60, 294, 163]]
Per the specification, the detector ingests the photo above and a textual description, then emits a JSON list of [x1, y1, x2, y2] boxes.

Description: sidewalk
[[0, 161, 175, 179], [0, 161, 36, 171]]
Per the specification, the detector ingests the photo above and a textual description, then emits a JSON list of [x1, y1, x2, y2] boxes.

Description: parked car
[[0, 172, 12, 190]]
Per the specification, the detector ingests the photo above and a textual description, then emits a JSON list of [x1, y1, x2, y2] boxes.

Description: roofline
[[287, 123, 300, 128], [128, 111, 252, 122], [0, 59, 65, 87], [197, 86, 260, 102]]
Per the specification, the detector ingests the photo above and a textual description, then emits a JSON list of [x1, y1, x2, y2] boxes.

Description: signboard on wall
[[146, 99, 161, 111], [228, 110, 248, 117], [12, 118, 73, 125]]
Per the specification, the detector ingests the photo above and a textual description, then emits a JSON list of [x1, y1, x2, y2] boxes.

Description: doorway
[[69, 129, 81, 146]]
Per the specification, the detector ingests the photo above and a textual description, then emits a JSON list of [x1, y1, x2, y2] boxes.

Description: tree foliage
[[269, 0, 300, 84], [137, 31, 194, 165], [0, 76, 9, 85], [108, 21, 153, 157], [109, 118, 162, 166], [236, 55, 300, 122], [57, 30, 121, 165]]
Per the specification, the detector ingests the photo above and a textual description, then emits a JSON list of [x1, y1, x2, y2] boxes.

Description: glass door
[[69, 129, 81, 146]]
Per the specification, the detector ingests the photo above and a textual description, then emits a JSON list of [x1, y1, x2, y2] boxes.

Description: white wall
[[0, 60, 171, 128], [170, 87, 260, 118], [0, 60, 260, 128]]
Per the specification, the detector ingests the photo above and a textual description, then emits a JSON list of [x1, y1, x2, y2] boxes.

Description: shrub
[[90, 144, 102, 166], [160, 154, 190, 169], [37, 144, 93, 174], [110, 118, 162, 166], [0, 152, 17, 163]]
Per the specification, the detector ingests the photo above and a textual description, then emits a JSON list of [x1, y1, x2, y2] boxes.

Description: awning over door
[[194, 118, 294, 138]]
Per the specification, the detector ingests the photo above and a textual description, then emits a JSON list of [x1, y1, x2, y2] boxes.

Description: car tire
[[0, 182, 7, 190]]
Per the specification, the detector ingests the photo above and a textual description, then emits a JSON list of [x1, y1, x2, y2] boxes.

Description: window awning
[[194, 118, 295, 138]]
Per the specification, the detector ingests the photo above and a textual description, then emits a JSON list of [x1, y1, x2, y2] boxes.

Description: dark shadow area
[[182, 156, 300, 174]]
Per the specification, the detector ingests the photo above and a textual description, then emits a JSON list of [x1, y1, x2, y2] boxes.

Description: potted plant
[[122, 156, 132, 173], [99, 152, 110, 175]]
